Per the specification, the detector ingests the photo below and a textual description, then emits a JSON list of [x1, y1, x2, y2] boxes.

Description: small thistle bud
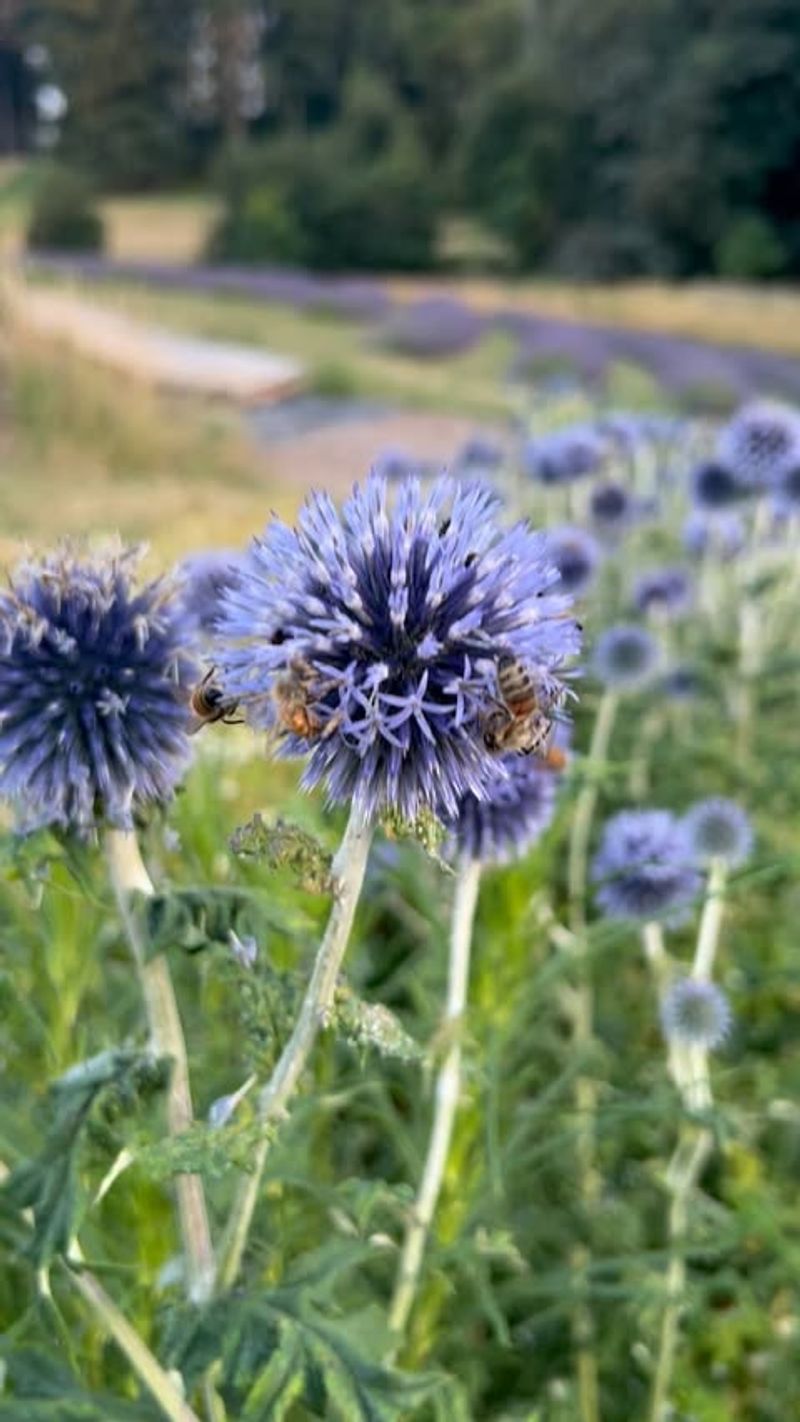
[[682, 797, 753, 868], [591, 624, 661, 693], [660, 978, 732, 1050]]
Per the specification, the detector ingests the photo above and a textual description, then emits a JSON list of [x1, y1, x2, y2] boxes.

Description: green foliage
[[25, 166, 104, 254], [714, 213, 788, 280], [1, 1050, 168, 1268], [0, 1349, 158, 1419], [137, 884, 269, 959], [231, 814, 333, 895]]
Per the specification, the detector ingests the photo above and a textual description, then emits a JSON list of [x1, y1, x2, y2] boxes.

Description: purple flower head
[[217, 476, 580, 823], [592, 624, 660, 692], [690, 460, 742, 511], [589, 480, 633, 532], [660, 978, 731, 1051], [717, 400, 800, 490], [661, 664, 701, 701], [682, 510, 746, 562], [777, 460, 800, 511], [522, 424, 606, 486], [372, 449, 425, 483], [456, 435, 504, 475], [177, 548, 248, 639], [592, 809, 702, 923], [546, 525, 602, 596], [632, 566, 693, 619], [0, 546, 198, 832], [682, 797, 753, 868], [445, 754, 559, 865]]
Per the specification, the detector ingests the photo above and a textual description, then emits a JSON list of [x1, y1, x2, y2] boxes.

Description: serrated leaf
[[138, 886, 267, 960], [0, 1347, 158, 1420], [240, 1320, 305, 1421]]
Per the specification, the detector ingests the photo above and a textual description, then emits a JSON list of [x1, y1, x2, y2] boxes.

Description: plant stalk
[[214, 803, 373, 1293], [692, 857, 727, 982], [388, 854, 481, 1343], [106, 829, 214, 1304]]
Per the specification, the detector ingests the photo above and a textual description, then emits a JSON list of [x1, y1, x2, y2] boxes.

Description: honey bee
[[481, 655, 564, 757], [272, 656, 341, 742], [189, 668, 243, 733]]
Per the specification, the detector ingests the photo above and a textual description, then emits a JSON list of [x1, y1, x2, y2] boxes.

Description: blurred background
[[0, 0, 798, 564]]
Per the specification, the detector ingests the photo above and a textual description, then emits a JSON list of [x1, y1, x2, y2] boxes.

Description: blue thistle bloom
[[592, 809, 702, 923], [660, 978, 732, 1050], [445, 754, 559, 865], [0, 547, 197, 832], [661, 664, 701, 701], [777, 460, 800, 511], [592, 624, 661, 692], [682, 510, 745, 561], [217, 475, 580, 823], [522, 424, 606, 485], [632, 566, 693, 619], [372, 448, 425, 483], [456, 436, 504, 475], [546, 525, 602, 596], [717, 400, 800, 490], [682, 797, 753, 868], [177, 548, 248, 639], [588, 480, 633, 533], [690, 459, 742, 511]]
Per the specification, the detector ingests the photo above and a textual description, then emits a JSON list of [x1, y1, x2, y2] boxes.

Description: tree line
[[22, 0, 800, 277]]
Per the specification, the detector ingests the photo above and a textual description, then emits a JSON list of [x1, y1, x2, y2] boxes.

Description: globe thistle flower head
[[591, 623, 660, 692], [445, 754, 558, 866], [660, 978, 731, 1051], [682, 510, 745, 562], [777, 461, 800, 511], [592, 809, 702, 923], [546, 525, 602, 596], [691, 459, 742, 511], [661, 664, 701, 701], [217, 475, 581, 823], [588, 480, 633, 532], [682, 797, 753, 868], [177, 548, 247, 639], [372, 448, 425, 483], [717, 399, 800, 490], [522, 424, 606, 485], [456, 435, 504, 475], [0, 546, 198, 832], [632, 566, 693, 619]]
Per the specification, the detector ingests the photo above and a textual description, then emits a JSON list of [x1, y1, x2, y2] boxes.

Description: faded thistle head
[[682, 797, 753, 869], [0, 546, 198, 832], [216, 475, 580, 823], [660, 978, 732, 1050]]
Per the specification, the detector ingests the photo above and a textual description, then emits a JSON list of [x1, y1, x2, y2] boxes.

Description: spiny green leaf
[[137, 886, 267, 960]]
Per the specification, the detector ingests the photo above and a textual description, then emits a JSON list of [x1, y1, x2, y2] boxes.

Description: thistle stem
[[106, 829, 214, 1305], [565, 688, 618, 1422], [692, 857, 727, 982], [648, 862, 724, 1420], [66, 1257, 202, 1422], [388, 854, 481, 1344], [214, 804, 373, 1294]]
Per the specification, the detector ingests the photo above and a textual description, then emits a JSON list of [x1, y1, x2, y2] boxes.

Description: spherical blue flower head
[[777, 460, 800, 511], [632, 566, 693, 619], [588, 480, 633, 532], [546, 525, 602, 596], [682, 510, 745, 562], [456, 436, 504, 474], [661, 664, 700, 701], [717, 400, 800, 490], [660, 978, 731, 1050], [591, 624, 660, 692], [592, 809, 702, 923], [522, 425, 606, 485], [690, 459, 742, 511], [682, 797, 753, 868], [445, 754, 558, 865], [372, 448, 425, 483], [217, 475, 580, 823], [177, 548, 247, 639], [0, 547, 198, 832]]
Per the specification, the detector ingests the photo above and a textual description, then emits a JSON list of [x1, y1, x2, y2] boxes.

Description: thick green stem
[[106, 830, 214, 1304], [214, 804, 374, 1293], [388, 855, 481, 1344]]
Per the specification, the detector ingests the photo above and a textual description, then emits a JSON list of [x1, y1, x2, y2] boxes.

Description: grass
[[0, 314, 292, 563]]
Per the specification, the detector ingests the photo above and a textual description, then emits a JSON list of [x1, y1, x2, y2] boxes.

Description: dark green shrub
[[715, 214, 788, 280], [26, 165, 104, 253], [208, 183, 306, 264]]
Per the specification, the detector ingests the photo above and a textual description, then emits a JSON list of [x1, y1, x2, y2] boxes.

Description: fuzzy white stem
[[692, 857, 727, 983], [106, 829, 214, 1304], [388, 855, 481, 1342], [214, 804, 373, 1293]]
